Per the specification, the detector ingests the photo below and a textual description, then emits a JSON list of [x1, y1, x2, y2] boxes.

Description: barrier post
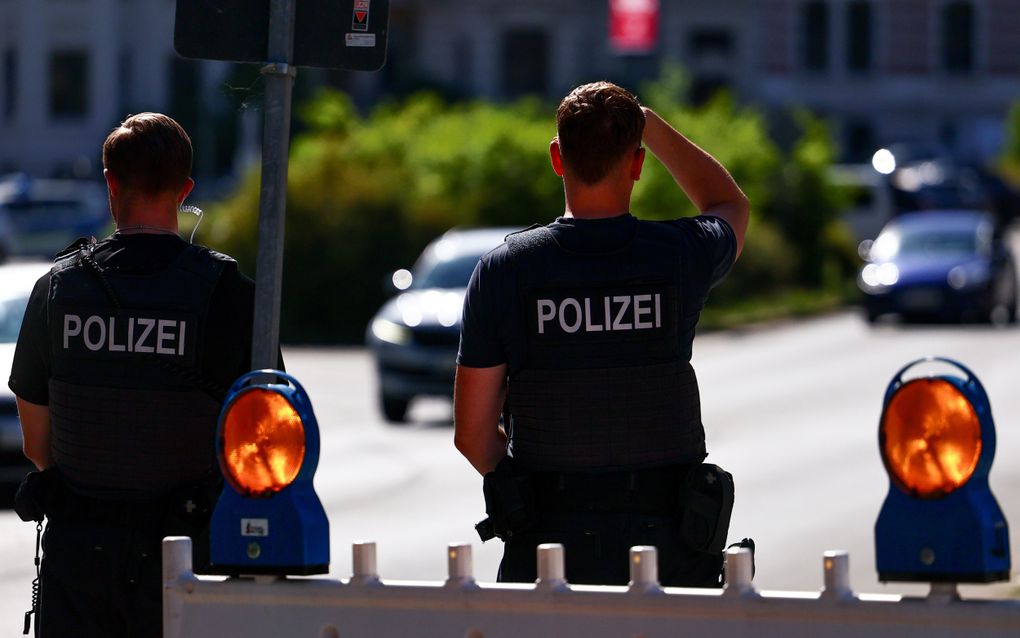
[[821, 550, 854, 600]]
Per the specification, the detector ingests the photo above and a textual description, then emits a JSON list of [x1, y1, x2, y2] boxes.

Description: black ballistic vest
[[506, 225, 706, 473], [47, 242, 229, 500]]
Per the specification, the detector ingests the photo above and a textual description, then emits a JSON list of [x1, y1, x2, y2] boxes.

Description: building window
[[846, 1, 872, 72], [690, 76, 730, 106], [452, 37, 474, 94], [689, 28, 734, 58], [942, 2, 974, 72], [3, 48, 15, 121], [117, 50, 132, 117], [49, 51, 89, 118], [843, 119, 875, 162], [501, 28, 548, 99], [801, 1, 829, 72]]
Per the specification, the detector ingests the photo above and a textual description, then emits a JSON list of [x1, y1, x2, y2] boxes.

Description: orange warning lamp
[[221, 388, 306, 497], [880, 378, 982, 499], [875, 357, 1009, 583], [210, 370, 329, 575]]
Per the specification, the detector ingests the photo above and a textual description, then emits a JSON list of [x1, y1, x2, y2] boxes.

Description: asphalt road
[[0, 311, 1018, 634]]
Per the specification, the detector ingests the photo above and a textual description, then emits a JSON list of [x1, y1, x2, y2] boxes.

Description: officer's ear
[[176, 178, 195, 205], [103, 168, 120, 199], [549, 138, 565, 177], [630, 146, 646, 182]]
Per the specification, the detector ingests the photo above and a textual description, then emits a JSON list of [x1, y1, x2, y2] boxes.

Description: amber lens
[[881, 378, 981, 498], [221, 388, 306, 496]]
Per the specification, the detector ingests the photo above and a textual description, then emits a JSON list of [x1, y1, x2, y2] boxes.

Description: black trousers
[[38, 519, 164, 638], [497, 509, 723, 586], [496, 465, 724, 587]]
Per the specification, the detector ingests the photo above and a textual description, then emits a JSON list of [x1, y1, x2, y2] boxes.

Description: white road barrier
[[163, 537, 1020, 638]]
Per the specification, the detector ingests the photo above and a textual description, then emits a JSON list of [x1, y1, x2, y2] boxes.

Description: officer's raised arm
[[453, 364, 508, 475], [641, 107, 750, 257]]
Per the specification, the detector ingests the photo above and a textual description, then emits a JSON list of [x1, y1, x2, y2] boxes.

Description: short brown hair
[[556, 82, 644, 184], [102, 113, 192, 195]]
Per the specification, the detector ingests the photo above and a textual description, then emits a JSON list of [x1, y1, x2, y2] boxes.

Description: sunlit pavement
[[1, 313, 1018, 633]]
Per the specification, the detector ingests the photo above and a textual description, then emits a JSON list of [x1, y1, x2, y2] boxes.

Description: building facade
[[2, 0, 1018, 177], [0, 0, 246, 178], [395, 0, 1020, 162]]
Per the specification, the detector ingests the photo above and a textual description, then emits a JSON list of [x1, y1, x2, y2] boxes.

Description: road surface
[[0, 310, 1018, 634]]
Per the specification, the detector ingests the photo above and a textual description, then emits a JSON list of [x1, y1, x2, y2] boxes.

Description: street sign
[[609, 0, 659, 55], [174, 0, 389, 71]]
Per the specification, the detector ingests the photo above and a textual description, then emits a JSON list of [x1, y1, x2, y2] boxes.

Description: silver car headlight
[[371, 318, 412, 345], [860, 263, 899, 291]]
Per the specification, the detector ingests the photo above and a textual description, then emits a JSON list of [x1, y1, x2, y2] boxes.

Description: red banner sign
[[609, 0, 659, 54]]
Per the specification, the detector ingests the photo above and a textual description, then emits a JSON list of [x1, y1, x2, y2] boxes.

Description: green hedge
[[205, 83, 855, 343]]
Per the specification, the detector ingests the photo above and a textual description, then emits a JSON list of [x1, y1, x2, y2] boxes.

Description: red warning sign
[[352, 0, 370, 32], [609, 0, 659, 54]]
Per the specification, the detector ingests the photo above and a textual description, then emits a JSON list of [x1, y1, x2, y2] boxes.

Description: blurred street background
[[3, 0, 1020, 633]]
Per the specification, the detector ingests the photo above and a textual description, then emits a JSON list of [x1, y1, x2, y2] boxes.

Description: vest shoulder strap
[[505, 225, 555, 260], [51, 238, 94, 274], [177, 244, 233, 284]]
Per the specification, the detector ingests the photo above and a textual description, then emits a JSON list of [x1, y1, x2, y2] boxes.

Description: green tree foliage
[[206, 83, 852, 343], [1001, 102, 1020, 184]]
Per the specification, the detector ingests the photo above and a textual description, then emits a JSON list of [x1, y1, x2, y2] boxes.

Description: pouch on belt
[[680, 463, 734, 554]]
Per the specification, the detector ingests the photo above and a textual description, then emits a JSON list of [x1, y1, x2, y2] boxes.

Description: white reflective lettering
[[107, 317, 126, 352], [156, 319, 176, 355], [178, 321, 186, 356], [634, 294, 652, 329], [655, 293, 661, 328], [612, 296, 632, 330], [127, 318, 134, 353], [604, 297, 612, 330], [83, 316, 106, 351], [537, 300, 556, 334], [559, 298, 582, 333], [63, 314, 82, 349], [134, 318, 155, 353], [583, 298, 603, 332]]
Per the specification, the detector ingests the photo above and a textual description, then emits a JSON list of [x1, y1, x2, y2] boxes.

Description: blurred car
[[858, 210, 1018, 324], [366, 227, 518, 423], [0, 173, 109, 261], [0, 261, 51, 483]]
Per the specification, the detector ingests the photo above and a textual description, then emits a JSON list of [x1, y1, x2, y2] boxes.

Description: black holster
[[14, 469, 61, 523], [475, 457, 537, 542], [680, 463, 734, 554]]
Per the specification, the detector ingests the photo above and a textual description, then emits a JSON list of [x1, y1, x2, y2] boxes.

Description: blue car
[[859, 210, 1018, 324]]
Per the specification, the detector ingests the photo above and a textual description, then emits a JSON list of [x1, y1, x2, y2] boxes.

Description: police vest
[[505, 224, 706, 473], [47, 240, 232, 500]]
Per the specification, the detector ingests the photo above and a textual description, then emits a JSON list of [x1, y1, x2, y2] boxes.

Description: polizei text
[[62, 313, 187, 356], [536, 294, 662, 334]]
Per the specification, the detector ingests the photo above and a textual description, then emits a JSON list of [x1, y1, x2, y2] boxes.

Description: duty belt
[[530, 464, 692, 515]]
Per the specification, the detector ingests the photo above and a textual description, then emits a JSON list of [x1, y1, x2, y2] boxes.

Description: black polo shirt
[[457, 214, 736, 373]]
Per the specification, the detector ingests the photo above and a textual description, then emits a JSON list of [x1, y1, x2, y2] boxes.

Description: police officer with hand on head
[[454, 82, 750, 586], [9, 113, 274, 637]]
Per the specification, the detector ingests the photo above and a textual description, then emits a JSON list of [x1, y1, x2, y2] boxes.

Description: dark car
[[0, 173, 109, 260], [858, 210, 1018, 324], [366, 227, 518, 423]]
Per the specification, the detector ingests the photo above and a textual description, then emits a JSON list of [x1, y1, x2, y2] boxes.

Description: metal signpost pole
[[251, 0, 297, 370]]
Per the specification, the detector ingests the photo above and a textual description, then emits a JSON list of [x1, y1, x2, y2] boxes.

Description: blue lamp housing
[[209, 370, 330, 575], [875, 357, 1009, 583]]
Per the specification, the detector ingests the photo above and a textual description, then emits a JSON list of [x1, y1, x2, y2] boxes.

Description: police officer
[[9, 113, 271, 637], [454, 82, 749, 586]]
